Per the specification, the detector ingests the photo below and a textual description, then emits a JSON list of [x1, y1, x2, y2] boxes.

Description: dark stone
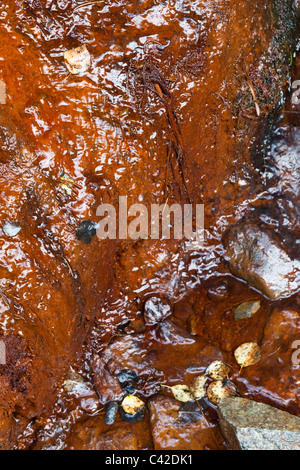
[[76, 220, 98, 244], [197, 397, 210, 411], [104, 401, 119, 426], [117, 369, 138, 386], [218, 397, 300, 450], [120, 406, 145, 423], [123, 383, 136, 394]]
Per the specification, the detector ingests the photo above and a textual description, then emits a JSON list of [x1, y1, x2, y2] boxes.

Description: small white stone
[[64, 45, 91, 74], [2, 221, 21, 237]]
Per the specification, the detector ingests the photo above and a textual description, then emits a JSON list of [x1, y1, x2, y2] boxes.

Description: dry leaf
[[59, 183, 73, 196], [206, 361, 231, 381], [121, 395, 145, 415], [207, 380, 237, 405], [190, 375, 207, 399], [234, 342, 261, 368], [59, 173, 74, 196], [170, 385, 194, 403]]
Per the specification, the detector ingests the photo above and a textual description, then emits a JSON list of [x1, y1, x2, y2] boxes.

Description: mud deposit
[[0, 0, 299, 450]]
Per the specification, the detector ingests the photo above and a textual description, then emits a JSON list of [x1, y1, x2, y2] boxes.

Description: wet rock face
[[148, 395, 224, 450], [218, 397, 300, 450], [265, 54, 300, 230], [63, 372, 100, 414], [144, 297, 172, 326], [66, 418, 152, 450], [237, 306, 300, 414], [223, 223, 300, 299], [155, 320, 196, 345], [91, 355, 124, 405], [0, 0, 298, 449], [271, 124, 300, 216], [0, 407, 14, 449], [207, 281, 229, 301], [91, 428, 142, 450]]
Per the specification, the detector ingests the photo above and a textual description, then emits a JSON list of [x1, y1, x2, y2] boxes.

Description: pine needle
[[247, 80, 261, 117]]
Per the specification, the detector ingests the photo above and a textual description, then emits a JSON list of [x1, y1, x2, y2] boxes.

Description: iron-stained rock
[[144, 297, 172, 326], [156, 320, 196, 345], [148, 395, 223, 450], [223, 223, 300, 300]]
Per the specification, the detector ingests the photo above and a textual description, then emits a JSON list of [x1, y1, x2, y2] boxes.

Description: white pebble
[[3, 221, 21, 237]]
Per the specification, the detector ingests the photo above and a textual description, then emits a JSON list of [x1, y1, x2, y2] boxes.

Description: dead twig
[[213, 92, 228, 107], [61, 255, 76, 278], [0, 289, 11, 307], [241, 112, 259, 120], [62, 73, 71, 82], [74, 1, 104, 12], [163, 143, 171, 201], [142, 373, 152, 391], [247, 80, 261, 117]]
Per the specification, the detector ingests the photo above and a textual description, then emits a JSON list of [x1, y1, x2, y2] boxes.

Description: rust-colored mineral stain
[[0, 0, 298, 450]]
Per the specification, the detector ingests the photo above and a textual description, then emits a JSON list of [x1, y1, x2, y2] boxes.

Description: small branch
[[247, 80, 261, 117], [74, 1, 104, 12]]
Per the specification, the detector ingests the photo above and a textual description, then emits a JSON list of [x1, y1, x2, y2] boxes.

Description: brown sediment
[[0, 0, 298, 450]]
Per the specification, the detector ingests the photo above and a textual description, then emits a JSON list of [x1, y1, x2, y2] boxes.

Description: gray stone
[[233, 300, 261, 321], [223, 223, 300, 300], [218, 397, 300, 450]]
